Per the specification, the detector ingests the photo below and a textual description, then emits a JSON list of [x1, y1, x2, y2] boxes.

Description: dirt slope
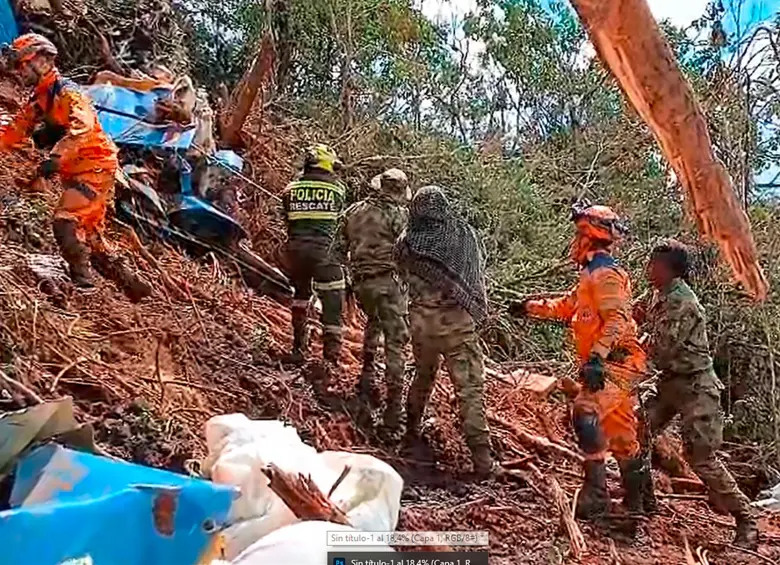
[[0, 82, 778, 565]]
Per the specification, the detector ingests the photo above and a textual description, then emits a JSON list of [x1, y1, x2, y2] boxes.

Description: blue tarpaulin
[[0, 444, 236, 565], [83, 85, 244, 174], [83, 84, 197, 150], [0, 0, 17, 46]]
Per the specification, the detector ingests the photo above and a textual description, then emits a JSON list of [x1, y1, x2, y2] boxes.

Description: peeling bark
[[571, 0, 768, 301], [221, 32, 276, 148]]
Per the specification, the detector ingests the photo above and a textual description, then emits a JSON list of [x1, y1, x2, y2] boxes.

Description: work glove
[[581, 354, 605, 392], [38, 157, 60, 179], [508, 298, 532, 318]]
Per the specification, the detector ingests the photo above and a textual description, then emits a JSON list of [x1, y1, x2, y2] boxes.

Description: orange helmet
[[9, 33, 58, 67], [572, 204, 626, 244]]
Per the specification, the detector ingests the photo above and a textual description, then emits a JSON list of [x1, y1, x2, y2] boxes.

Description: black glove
[[581, 354, 605, 392], [38, 157, 59, 179], [508, 299, 531, 318]]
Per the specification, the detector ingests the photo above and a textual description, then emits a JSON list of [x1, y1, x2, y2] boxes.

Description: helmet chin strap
[[571, 233, 614, 265]]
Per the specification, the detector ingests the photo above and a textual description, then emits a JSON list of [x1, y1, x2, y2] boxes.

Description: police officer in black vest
[[281, 144, 348, 366]]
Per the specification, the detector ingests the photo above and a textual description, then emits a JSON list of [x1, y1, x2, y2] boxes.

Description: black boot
[[91, 251, 152, 302], [358, 351, 380, 408], [733, 510, 759, 550], [619, 458, 652, 514], [53, 219, 95, 289], [322, 326, 342, 366], [469, 439, 498, 479], [285, 305, 309, 365], [404, 389, 426, 442], [576, 460, 610, 520], [380, 383, 405, 444]]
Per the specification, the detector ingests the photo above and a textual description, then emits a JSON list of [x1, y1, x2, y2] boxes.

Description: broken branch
[[489, 414, 584, 464], [262, 463, 351, 525], [50, 356, 88, 392], [528, 462, 586, 559], [0, 369, 43, 404]]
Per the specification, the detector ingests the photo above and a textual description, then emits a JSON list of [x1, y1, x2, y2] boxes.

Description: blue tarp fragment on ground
[[0, 0, 17, 46], [0, 444, 236, 565]]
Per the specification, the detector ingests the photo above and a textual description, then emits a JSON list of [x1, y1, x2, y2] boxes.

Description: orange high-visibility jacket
[[527, 252, 645, 375], [0, 70, 117, 178]]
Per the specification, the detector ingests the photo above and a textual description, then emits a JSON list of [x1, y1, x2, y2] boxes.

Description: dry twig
[[0, 369, 43, 404], [262, 463, 350, 525], [489, 414, 584, 464], [327, 465, 352, 498], [721, 544, 775, 565], [50, 356, 88, 392], [528, 462, 586, 559]]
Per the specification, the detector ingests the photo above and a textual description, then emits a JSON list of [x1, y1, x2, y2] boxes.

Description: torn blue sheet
[[213, 150, 244, 172], [0, 444, 236, 565], [83, 84, 196, 150], [0, 0, 17, 46]]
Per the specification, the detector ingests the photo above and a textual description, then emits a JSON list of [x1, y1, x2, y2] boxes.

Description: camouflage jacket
[[281, 169, 347, 241], [332, 196, 408, 281], [643, 278, 715, 377], [405, 273, 475, 341]]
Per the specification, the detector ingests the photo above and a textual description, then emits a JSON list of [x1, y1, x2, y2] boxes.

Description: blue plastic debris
[[213, 150, 244, 173], [0, 0, 17, 45], [83, 84, 196, 150], [0, 444, 236, 565]]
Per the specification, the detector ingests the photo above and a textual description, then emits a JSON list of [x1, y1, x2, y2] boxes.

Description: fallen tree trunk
[[489, 414, 584, 464], [221, 32, 276, 147], [262, 463, 351, 525], [570, 0, 768, 301]]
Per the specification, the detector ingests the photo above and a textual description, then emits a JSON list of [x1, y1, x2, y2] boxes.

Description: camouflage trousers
[[407, 302, 490, 453], [644, 370, 752, 517], [354, 273, 409, 398]]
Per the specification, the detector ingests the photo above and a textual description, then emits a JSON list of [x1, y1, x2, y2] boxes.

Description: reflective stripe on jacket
[[282, 169, 346, 239], [0, 69, 118, 177], [526, 252, 646, 385]]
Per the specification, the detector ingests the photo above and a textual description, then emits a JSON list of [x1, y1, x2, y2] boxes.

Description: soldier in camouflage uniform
[[332, 168, 411, 439], [636, 240, 758, 549], [281, 144, 347, 365], [394, 186, 496, 477]]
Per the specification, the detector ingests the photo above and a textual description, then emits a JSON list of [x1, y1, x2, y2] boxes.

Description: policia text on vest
[[287, 180, 344, 221]]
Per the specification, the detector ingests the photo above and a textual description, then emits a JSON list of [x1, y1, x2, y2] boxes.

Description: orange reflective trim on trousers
[[605, 356, 647, 389], [575, 382, 640, 460], [53, 170, 114, 245]]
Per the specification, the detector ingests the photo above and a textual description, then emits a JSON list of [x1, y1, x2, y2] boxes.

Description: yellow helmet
[[304, 143, 342, 173]]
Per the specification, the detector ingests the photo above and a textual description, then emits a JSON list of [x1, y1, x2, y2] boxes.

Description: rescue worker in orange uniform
[[0, 34, 146, 296], [511, 204, 651, 519]]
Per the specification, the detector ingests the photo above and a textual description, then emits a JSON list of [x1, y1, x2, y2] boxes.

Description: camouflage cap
[[375, 168, 409, 200]]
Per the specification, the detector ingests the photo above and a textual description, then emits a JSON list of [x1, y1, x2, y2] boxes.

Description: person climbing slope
[[281, 143, 348, 366], [635, 239, 758, 549], [395, 186, 496, 477], [332, 168, 411, 441], [511, 203, 651, 518], [0, 33, 150, 300]]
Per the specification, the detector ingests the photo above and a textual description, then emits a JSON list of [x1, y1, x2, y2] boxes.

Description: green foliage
[[175, 0, 265, 87], [175, 0, 780, 456]]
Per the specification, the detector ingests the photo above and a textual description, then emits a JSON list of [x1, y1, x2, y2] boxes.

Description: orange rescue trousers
[[572, 360, 644, 461], [53, 168, 115, 251]]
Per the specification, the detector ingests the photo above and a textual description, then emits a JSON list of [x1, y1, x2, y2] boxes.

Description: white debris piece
[[203, 414, 403, 559], [754, 481, 780, 511]]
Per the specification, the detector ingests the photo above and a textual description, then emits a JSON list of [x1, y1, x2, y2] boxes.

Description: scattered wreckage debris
[[0, 3, 777, 565]]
